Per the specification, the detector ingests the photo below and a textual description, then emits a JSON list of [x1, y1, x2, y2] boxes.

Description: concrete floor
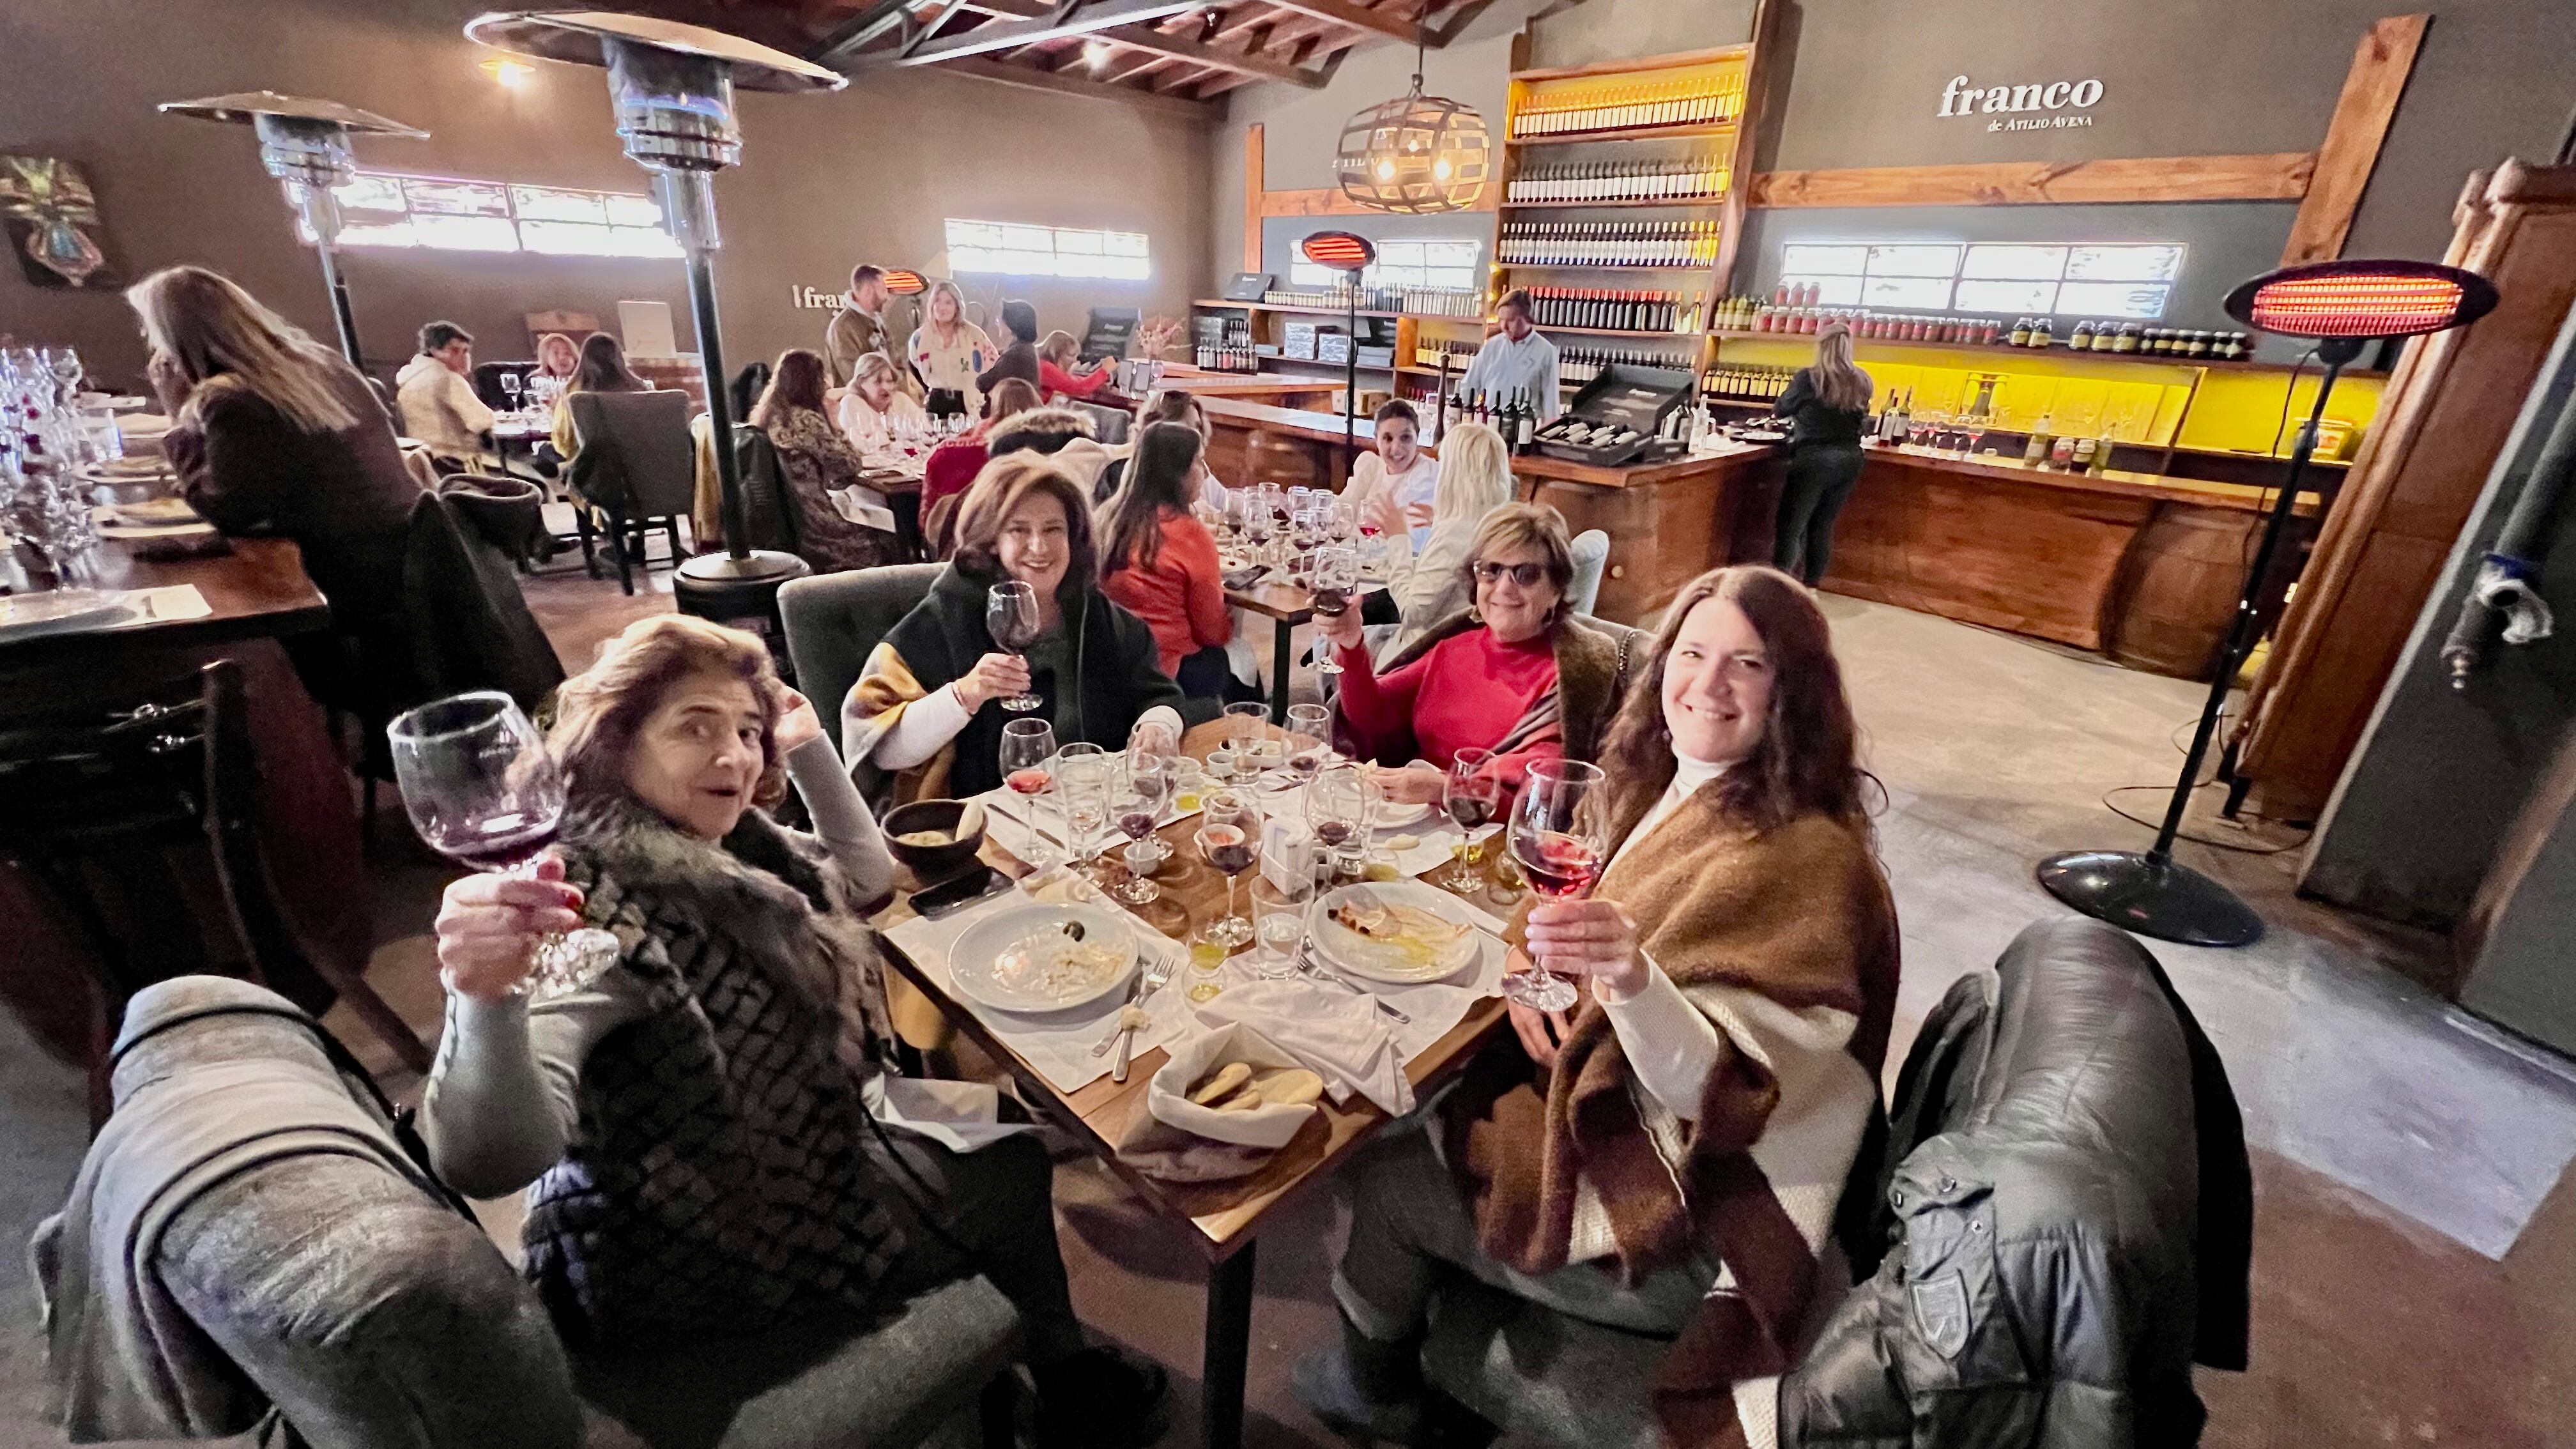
[[4, 570, 2572, 1448]]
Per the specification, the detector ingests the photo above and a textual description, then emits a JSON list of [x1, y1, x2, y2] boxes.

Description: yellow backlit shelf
[[1505, 122, 1739, 146]]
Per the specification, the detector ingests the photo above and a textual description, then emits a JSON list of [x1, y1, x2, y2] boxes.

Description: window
[[1779, 241, 2185, 319], [293, 169, 680, 258], [945, 219, 1150, 281], [1289, 237, 1480, 292]]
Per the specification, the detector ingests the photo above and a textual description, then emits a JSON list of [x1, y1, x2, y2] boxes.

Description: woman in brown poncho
[[1297, 565, 1901, 1449]]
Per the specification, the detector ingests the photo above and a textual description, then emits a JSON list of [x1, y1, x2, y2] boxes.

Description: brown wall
[[0, 0, 1211, 390], [1210, 0, 2576, 288]]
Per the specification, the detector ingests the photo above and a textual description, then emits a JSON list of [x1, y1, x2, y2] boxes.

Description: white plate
[[947, 900, 1137, 1015], [1372, 799, 1431, 829], [0, 590, 132, 641], [1306, 880, 1483, 985]]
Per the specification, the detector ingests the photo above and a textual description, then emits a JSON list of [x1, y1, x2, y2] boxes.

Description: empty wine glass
[[1194, 788, 1258, 949], [1055, 742, 1113, 878], [998, 717, 1059, 866], [1436, 747, 1503, 891], [499, 370, 523, 412], [386, 692, 620, 998], [1310, 547, 1358, 678], [1221, 701, 1269, 781], [986, 581, 1043, 712], [1503, 758, 1607, 1014], [1285, 703, 1332, 780]]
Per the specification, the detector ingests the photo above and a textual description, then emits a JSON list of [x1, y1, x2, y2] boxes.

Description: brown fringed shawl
[[1443, 791, 1900, 1448]]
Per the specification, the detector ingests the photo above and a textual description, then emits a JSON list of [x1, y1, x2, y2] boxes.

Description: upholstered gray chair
[[41, 977, 1025, 1449], [567, 389, 696, 594], [778, 564, 945, 747], [1415, 916, 2250, 1448], [1565, 529, 1609, 618]]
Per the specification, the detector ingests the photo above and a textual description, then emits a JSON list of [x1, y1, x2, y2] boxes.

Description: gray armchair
[[567, 390, 696, 594], [36, 977, 1025, 1449], [1567, 529, 1609, 618], [779, 564, 944, 754]]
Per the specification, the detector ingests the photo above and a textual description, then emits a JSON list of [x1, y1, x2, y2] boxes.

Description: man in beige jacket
[[824, 264, 923, 400]]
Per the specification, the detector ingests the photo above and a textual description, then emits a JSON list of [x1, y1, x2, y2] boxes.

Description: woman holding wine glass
[[846, 456, 1205, 807], [414, 615, 1169, 1445], [1315, 503, 1627, 815], [1297, 566, 1901, 1449]]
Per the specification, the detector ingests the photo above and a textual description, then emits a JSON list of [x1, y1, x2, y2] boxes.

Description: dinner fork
[[1104, 953, 1181, 1082], [1296, 945, 1410, 1025]]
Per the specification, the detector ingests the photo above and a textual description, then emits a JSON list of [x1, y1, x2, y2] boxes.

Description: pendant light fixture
[[1335, 33, 1488, 215]]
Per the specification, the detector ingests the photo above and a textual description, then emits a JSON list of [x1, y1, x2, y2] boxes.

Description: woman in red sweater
[[1316, 503, 1629, 805], [1039, 331, 1116, 401], [1100, 422, 1234, 701]]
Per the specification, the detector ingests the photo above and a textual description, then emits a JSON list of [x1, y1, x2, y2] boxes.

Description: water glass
[[1055, 742, 1114, 877], [1248, 846, 1318, 981]]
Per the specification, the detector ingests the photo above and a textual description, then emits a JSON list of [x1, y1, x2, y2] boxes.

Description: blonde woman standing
[[1770, 322, 1874, 585], [905, 280, 995, 418]]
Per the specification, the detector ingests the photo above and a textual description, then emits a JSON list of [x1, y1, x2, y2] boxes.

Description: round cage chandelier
[[1335, 36, 1489, 214]]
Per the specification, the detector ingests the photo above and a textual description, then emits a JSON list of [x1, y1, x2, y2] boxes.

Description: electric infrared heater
[[2039, 259, 2498, 947], [1300, 231, 1377, 463]]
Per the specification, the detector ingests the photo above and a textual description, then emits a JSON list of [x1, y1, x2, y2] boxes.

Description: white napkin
[[829, 488, 899, 532], [862, 1076, 1040, 1152], [882, 883, 1193, 1094], [1351, 930, 1510, 1061], [105, 586, 211, 626], [1192, 980, 1415, 1116], [1384, 822, 1498, 882]]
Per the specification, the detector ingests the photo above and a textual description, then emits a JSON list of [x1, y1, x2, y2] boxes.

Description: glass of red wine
[[1307, 762, 1372, 882], [998, 717, 1059, 867], [1285, 702, 1333, 779], [1109, 751, 1172, 904], [1503, 758, 1607, 1014], [387, 691, 620, 998], [1194, 788, 1259, 948], [1436, 746, 1503, 891], [1310, 546, 1358, 678], [986, 581, 1043, 713]]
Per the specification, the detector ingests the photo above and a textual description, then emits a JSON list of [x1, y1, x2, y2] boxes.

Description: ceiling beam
[[839, 0, 1205, 67], [935, 54, 1218, 118], [1261, 0, 1423, 44], [1096, 24, 1326, 86]]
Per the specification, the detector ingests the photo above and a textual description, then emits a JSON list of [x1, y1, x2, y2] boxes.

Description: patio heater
[[2037, 259, 2497, 947], [464, 10, 844, 624], [1299, 231, 1376, 466], [157, 92, 426, 367]]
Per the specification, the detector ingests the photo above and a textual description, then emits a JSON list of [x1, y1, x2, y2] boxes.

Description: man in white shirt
[[393, 320, 494, 466], [1457, 288, 1562, 422]]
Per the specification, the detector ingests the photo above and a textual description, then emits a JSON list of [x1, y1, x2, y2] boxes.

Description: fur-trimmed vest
[[523, 803, 907, 1347]]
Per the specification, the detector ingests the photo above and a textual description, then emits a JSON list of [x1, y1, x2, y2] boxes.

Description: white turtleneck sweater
[[1591, 753, 1729, 1123]]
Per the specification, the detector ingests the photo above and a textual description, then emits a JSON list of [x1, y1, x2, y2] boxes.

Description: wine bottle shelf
[[1505, 121, 1738, 146], [1501, 262, 1712, 272], [1499, 197, 1729, 210]]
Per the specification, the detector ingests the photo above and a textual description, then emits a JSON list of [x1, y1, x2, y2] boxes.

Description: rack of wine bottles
[[1522, 286, 1693, 332], [1411, 339, 1476, 371], [1560, 344, 1696, 387], [1500, 221, 1722, 268], [1509, 73, 1745, 137], [1505, 158, 1731, 204], [1258, 285, 1481, 317], [1705, 362, 1795, 402], [1193, 320, 1257, 372]]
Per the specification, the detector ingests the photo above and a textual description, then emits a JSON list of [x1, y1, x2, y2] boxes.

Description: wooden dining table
[[871, 720, 1520, 1449], [1222, 564, 1386, 725], [0, 535, 332, 666]]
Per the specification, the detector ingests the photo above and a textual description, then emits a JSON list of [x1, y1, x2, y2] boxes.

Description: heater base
[[2035, 850, 2264, 948]]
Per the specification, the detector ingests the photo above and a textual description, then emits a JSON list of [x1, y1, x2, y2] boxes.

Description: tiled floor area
[[4, 562, 2572, 1448]]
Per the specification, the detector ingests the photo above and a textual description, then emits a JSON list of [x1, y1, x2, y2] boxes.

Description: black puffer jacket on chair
[[1781, 916, 2253, 1447]]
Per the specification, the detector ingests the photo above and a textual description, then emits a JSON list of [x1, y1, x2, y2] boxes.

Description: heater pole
[[682, 248, 752, 563], [1344, 287, 1360, 468], [2147, 341, 2354, 864], [315, 243, 364, 369]]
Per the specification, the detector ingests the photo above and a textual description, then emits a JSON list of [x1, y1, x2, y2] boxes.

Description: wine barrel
[[2106, 503, 2260, 679]]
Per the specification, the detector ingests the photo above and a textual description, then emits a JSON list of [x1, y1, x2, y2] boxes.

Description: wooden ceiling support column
[[1244, 123, 1265, 271], [2280, 12, 2430, 265]]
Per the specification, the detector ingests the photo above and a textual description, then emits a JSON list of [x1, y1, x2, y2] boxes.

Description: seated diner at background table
[[1361, 419, 1514, 661], [1098, 420, 1234, 701], [907, 278, 997, 419], [834, 349, 930, 456], [549, 330, 652, 468], [418, 615, 1169, 1445], [1297, 564, 1902, 1448], [752, 348, 901, 572], [533, 329, 579, 385], [1092, 387, 1229, 509], [1037, 330, 1114, 402], [846, 456, 1209, 808], [130, 264, 421, 643], [1771, 322, 1874, 587], [974, 298, 1043, 397], [393, 318, 494, 470], [920, 376, 1042, 546], [1319, 501, 1623, 807], [926, 405, 1112, 558], [1344, 397, 1439, 549]]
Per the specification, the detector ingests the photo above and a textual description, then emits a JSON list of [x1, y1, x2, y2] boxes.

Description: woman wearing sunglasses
[[1317, 501, 1629, 808]]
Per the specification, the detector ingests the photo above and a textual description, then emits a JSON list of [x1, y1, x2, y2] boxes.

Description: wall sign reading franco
[[1938, 75, 2104, 133]]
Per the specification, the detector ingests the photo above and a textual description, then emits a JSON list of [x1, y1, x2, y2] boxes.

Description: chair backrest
[[1070, 399, 1130, 445], [1566, 530, 1610, 618], [568, 388, 695, 518], [69, 977, 583, 1448], [469, 360, 533, 411], [402, 491, 567, 714], [779, 564, 944, 743], [732, 423, 802, 555]]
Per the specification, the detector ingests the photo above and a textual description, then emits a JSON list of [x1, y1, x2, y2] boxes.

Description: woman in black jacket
[[1770, 323, 1874, 586], [973, 298, 1043, 398], [844, 456, 1210, 805]]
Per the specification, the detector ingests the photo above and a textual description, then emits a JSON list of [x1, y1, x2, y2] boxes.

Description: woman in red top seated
[[1038, 332, 1114, 401], [919, 377, 1041, 557], [1317, 503, 1629, 806], [1099, 422, 1233, 700]]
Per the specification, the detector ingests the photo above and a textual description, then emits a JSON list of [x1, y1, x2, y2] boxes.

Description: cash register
[[1529, 363, 1696, 467]]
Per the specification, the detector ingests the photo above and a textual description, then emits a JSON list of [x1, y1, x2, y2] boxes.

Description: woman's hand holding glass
[[433, 863, 586, 1002], [1313, 583, 1367, 655], [1520, 898, 1646, 1000], [1376, 761, 1447, 806], [955, 652, 1033, 712]]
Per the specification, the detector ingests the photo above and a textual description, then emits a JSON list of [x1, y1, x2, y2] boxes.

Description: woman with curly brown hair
[[417, 615, 1167, 1446], [1299, 566, 1901, 1449]]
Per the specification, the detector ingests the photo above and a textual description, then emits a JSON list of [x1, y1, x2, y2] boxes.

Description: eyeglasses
[[1472, 560, 1548, 588]]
